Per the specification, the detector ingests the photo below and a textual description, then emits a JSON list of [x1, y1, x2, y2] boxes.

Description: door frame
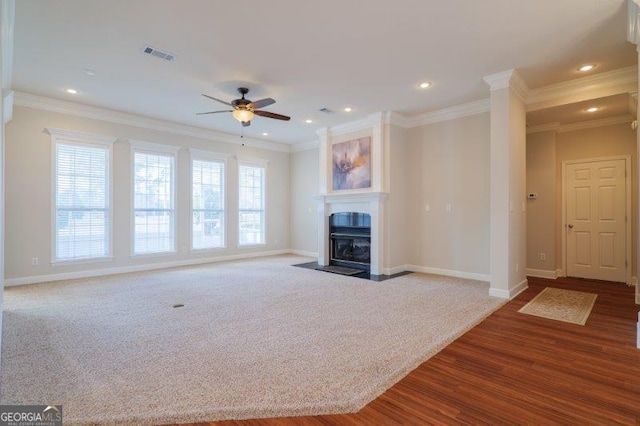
[[561, 155, 632, 284]]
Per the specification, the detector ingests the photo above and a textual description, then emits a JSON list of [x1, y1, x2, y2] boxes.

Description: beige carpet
[[1, 255, 505, 425], [518, 287, 597, 325]]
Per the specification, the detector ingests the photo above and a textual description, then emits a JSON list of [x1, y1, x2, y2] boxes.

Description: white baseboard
[[5, 249, 290, 287], [489, 279, 528, 300], [406, 265, 490, 282], [556, 269, 564, 277], [288, 249, 318, 258], [381, 265, 409, 276], [526, 268, 558, 279]]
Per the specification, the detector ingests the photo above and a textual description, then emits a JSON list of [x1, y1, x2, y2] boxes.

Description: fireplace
[[329, 212, 371, 271]]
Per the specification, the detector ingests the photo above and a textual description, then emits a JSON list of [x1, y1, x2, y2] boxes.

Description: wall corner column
[[483, 69, 529, 299]]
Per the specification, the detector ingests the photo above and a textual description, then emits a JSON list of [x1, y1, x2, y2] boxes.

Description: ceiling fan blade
[[250, 98, 276, 110], [196, 110, 233, 115], [202, 94, 232, 106], [242, 120, 251, 127], [254, 110, 291, 121]]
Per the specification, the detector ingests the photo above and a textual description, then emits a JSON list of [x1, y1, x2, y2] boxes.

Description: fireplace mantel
[[313, 192, 388, 275]]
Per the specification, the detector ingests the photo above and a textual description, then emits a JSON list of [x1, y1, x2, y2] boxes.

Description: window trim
[[237, 158, 268, 247], [47, 128, 116, 265], [189, 149, 230, 252], [129, 139, 180, 257]]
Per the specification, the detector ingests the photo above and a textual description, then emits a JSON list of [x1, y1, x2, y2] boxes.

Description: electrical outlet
[[446, 204, 452, 212], [425, 203, 430, 212], [32, 257, 39, 266], [515, 263, 519, 272], [540, 253, 546, 261]]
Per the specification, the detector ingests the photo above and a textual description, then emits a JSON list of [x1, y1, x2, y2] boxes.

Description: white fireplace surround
[[314, 192, 388, 275]]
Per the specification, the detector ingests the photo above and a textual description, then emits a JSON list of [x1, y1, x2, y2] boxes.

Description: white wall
[[386, 124, 408, 271], [5, 106, 290, 283], [526, 131, 556, 275], [406, 113, 491, 277], [289, 147, 319, 255]]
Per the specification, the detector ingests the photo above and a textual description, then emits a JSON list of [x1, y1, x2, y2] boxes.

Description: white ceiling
[[12, 0, 637, 145]]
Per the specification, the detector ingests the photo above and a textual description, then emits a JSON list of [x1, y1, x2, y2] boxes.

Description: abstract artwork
[[332, 137, 371, 190]]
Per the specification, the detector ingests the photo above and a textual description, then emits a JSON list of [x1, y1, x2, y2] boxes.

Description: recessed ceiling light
[[305, 119, 313, 124], [586, 107, 599, 113], [262, 132, 269, 136], [419, 82, 431, 89], [66, 88, 77, 94], [344, 107, 353, 112], [578, 64, 595, 72], [84, 69, 96, 76]]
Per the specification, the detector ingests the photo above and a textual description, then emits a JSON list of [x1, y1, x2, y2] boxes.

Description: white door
[[566, 159, 626, 282]]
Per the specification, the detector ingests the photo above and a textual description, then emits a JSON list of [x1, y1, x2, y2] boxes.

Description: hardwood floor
[[189, 277, 640, 425]]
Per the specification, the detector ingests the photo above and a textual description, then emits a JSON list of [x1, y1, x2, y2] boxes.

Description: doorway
[[562, 156, 631, 283]]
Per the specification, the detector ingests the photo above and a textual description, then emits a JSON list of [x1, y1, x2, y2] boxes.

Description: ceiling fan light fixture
[[232, 108, 254, 123]]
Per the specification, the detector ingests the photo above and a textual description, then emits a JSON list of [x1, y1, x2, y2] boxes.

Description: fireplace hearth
[[329, 212, 371, 271]]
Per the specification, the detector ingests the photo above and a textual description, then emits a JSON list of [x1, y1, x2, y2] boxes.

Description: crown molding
[[527, 115, 633, 135], [557, 115, 633, 133], [526, 122, 561, 134], [526, 66, 638, 112], [325, 112, 383, 136], [384, 111, 412, 128], [13, 91, 292, 153], [405, 99, 490, 128], [290, 138, 320, 152], [483, 69, 529, 101]]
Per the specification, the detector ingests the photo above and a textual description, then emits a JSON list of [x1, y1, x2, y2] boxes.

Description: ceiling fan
[[197, 87, 291, 127]]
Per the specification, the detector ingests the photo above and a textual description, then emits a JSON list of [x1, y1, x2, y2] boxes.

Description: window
[[238, 163, 265, 245], [52, 130, 114, 262], [132, 148, 176, 254], [192, 157, 225, 249]]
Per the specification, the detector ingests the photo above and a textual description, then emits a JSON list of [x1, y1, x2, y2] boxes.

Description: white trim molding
[[407, 265, 490, 282], [289, 249, 318, 258], [14, 92, 291, 153], [527, 115, 634, 135], [489, 279, 528, 300], [526, 268, 558, 279], [526, 66, 638, 112], [46, 127, 117, 146], [483, 69, 529, 101], [5, 249, 290, 287], [401, 99, 490, 128]]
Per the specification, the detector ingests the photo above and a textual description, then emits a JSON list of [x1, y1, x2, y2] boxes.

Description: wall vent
[[319, 108, 335, 114], [141, 45, 175, 62]]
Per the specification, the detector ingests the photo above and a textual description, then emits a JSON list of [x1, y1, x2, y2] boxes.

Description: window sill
[[130, 251, 177, 259]]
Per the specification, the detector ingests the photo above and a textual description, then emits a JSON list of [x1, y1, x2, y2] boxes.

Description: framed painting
[[332, 137, 371, 190]]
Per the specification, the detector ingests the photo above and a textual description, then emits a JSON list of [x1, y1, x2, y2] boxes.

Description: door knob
[[568, 224, 574, 229]]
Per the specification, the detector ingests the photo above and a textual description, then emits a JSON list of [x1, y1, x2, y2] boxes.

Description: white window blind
[[192, 159, 225, 249], [238, 164, 265, 245], [133, 151, 175, 254], [55, 143, 110, 261]]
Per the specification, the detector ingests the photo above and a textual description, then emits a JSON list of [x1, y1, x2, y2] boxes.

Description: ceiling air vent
[[141, 45, 175, 62], [319, 108, 335, 114]]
